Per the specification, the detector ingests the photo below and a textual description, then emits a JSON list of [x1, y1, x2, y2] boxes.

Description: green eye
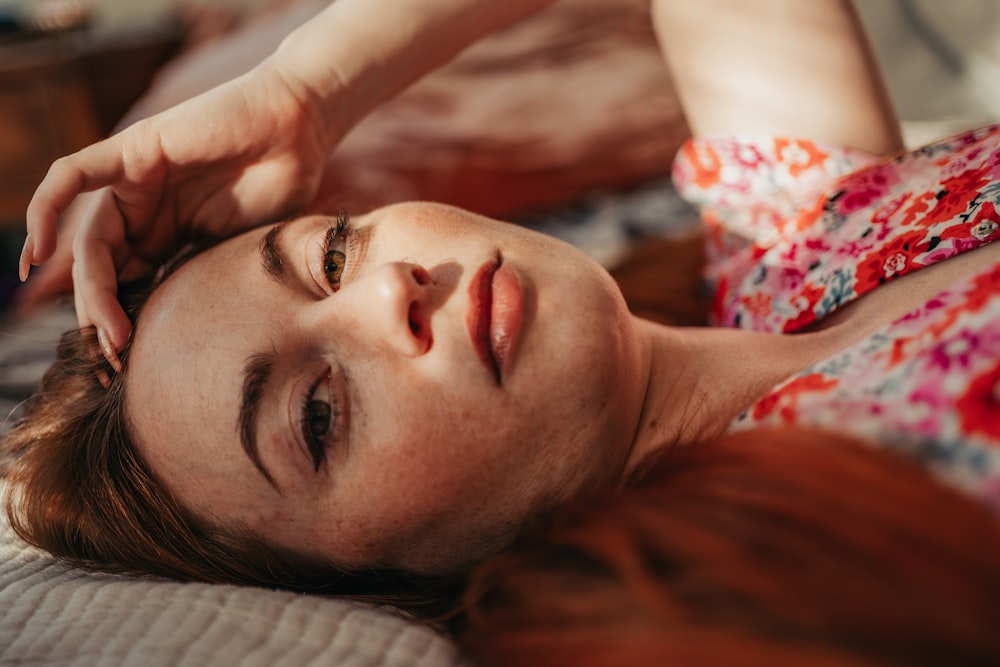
[[306, 400, 330, 439], [324, 249, 346, 288]]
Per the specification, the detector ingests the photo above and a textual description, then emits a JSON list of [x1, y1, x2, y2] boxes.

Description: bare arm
[[267, 0, 558, 148], [23, 0, 554, 356], [650, 0, 904, 156]]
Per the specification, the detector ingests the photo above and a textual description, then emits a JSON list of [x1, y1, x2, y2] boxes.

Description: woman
[[5, 0, 1000, 616]]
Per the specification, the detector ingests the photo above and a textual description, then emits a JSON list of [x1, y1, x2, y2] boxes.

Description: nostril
[[408, 303, 422, 336], [408, 303, 433, 352], [411, 266, 431, 286]]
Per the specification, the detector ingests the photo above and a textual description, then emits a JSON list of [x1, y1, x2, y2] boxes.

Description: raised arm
[[22, 0, 554, 357], [265, 0, 558, 154], [650, 0, 904, 156]]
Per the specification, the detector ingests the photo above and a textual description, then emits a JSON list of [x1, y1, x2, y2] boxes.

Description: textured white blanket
[[0, 517, 465, 666]]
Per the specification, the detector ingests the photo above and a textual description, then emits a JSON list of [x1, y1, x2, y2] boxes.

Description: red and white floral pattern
[[673, 124, 1000, 510]]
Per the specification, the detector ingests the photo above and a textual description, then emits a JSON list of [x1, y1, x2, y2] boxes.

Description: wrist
[[255, 52, 348, 156]]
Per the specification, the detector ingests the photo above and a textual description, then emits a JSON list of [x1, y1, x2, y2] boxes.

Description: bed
[[2, 0, 997, 663]]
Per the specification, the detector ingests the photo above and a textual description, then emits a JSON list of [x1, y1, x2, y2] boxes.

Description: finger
[[72, 243, 132, 358], [20, 190, 83, 280], [14, 202, 80, 309], [25, 141, 128, 264], [67, 267, 123, 375], [18, 234, 34, 282], [73, 197, 133, 351], [97, 327, 123, 374]]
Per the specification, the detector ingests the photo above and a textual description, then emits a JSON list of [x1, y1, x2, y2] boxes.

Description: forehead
[[131, 224, 271, 383], [124, 225, 276, 506]]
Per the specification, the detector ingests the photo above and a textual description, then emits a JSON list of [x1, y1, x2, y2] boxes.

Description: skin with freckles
[[120, 198, 1000, 578], [126, 202, 649, 574]]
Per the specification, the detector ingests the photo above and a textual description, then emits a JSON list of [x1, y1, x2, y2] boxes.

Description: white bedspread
[[0, 514, 465, 666]]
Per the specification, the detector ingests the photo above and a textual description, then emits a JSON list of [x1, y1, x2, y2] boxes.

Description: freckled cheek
[[206, 489, 294, 535], [366, 434, 463, 498], [332, 455, 465, 559], [352, 372, 523, 502], [352, 427, 492, 525]]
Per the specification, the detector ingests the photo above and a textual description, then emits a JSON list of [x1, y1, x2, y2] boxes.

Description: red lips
[[467, 257, 523, 383]]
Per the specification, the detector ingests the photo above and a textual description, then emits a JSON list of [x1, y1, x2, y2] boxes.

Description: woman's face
[[126, 202, 647, 574]]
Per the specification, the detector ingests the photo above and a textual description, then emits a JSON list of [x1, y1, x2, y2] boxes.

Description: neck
[[622, 317, 838, 478]]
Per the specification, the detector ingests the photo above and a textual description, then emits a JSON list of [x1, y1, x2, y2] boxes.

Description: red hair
[[459, 427, 1000, 666]]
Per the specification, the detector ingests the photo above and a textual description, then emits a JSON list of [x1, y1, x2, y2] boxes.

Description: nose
[[307, 261, 433, 357]]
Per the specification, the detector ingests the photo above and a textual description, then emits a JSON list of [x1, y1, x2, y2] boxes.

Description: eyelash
[[300, 210, 351, 471], [320, 210, 351, 292], [300, 371, 336, 472]]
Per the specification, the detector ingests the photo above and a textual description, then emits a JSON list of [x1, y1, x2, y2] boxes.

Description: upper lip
[[467, 257, 502, 383]]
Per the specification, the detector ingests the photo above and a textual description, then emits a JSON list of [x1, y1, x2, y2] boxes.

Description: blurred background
[[0, 0, 999, 307]]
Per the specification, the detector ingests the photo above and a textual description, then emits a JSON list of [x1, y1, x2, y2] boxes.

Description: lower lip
[[489, 263, 523, 380]]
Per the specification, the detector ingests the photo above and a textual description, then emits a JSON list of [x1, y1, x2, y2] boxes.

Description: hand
[[14, 194, 83, 311], [20, 62, 332, 356]]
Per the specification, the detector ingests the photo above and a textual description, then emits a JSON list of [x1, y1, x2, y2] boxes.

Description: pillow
[[0, 508, 466, 666]]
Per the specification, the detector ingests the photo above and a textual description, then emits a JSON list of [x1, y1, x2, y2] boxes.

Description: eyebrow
[[239, 221, 308, 491], [235, 223, 288, 490], [238, 351, 281, 492], [260, 222, 289, 285]]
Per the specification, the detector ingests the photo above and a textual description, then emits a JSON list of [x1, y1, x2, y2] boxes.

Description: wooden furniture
[[0, 27, 181, 227]]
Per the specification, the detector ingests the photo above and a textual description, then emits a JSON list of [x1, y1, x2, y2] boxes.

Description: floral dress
[[672, 124, 1000, 510]]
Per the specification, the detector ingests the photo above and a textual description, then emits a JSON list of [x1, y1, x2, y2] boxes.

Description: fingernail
[[18, 234, 34, 282], [97, 327, 123, 374], [95, 369, 112, 390]]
